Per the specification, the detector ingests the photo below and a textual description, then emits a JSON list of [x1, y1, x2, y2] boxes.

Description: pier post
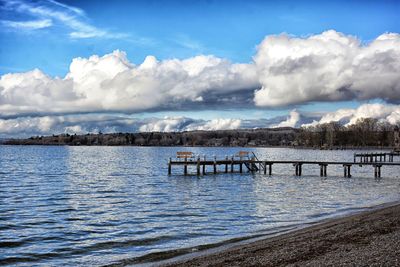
[[231, 156, 234, 173], [324, 165, 327, 177], [213, 156, 217, 174], [294, 163, 301, 176], [343, 164, 351, 178], [168, 157, 172, 175], [374, 164, 382, 178], [197, 157, 200, 176], [203, 155, 206, 175], [320, 164, 323, 177], [263, 162, 267, 175], [269, 164, 272, 175], [225, 156, 228, 173], [240, 163, 243, 173], [184, 157, 188, 175]]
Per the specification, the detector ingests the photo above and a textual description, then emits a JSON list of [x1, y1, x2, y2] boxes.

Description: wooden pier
[[169, 151, 400, 178]]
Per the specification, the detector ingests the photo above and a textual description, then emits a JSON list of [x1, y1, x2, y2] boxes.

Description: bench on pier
[[235, 151, 250, 159], [176, 151, 194, 160]]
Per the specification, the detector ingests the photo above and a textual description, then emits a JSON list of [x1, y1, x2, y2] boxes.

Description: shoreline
[[156, 201, 400, 267]]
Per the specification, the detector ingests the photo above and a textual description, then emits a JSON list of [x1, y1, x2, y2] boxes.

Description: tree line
[[296, 118, 399, 148], [3, 118, 399, 148]]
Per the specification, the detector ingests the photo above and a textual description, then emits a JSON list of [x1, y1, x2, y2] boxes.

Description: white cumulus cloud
[[0, 50, 258, 116], [302, 103, 400, 127], [273, 109, 300, 128], [186, 118, 242, 131], [254, 30, 400, 107]]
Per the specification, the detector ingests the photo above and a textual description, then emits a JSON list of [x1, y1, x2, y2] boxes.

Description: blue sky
[[0, 0, 400, 136], [1, 0, 399, 76]]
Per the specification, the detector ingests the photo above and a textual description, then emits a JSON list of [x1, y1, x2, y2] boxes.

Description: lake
[[1, 146, 399, 266]]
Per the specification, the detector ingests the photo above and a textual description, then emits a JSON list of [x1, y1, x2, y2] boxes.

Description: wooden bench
[[176, 152, 194, 160], [235, 151, 249, 159]]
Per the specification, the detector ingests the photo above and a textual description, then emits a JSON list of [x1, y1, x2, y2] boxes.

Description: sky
[[0, 0, 400, 137]]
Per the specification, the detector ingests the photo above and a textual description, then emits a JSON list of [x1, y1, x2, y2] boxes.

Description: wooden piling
[[374, 164, 382, 178], [225, 156, 228, 173], [213, 156, 217, 174], [202, 155, 206, 175], [319, 164, 327, 177], [197, 157, 200, 176], [343, 164, 351, 178], [269, 164, 272, 175], [231, 156, 234, 172], [168, 157, 172, 175], [184, 157, 188, 175]]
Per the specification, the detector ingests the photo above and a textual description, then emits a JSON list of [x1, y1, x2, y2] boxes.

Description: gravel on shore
[[162, 203, 400, 267]]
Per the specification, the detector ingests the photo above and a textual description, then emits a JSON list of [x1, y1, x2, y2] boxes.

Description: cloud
[[0, 114, 140, 137], [45, 0, 85, 16], [302, 103, 400, 127], [273, 109, 300, 128], [139, 117, 242, 132], [0, 50, 258, 117], [0, 114, 243, 137], [254, 30, 400, 107], [1, 0, 127, 39], [139, 117, 196, 132], [1, 19, 52, 30], [185, 118, 242, 131]]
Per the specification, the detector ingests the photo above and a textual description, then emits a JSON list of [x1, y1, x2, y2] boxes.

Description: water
[[0, 146, 399, 266]]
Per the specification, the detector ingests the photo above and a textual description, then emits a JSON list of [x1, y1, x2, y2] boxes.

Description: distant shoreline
[[1, 127, 398, 150], [160, 201, 400, 267], [0, 143, 396, 151]]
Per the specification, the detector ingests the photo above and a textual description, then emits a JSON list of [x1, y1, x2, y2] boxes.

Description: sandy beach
[[162, 202, 400, 267]]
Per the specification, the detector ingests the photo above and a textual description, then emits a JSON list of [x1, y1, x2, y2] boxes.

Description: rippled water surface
[[1, 146, 400, 266]]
